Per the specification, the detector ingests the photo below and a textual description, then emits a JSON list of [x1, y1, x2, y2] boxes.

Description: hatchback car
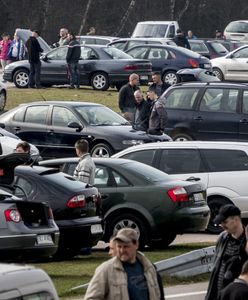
[[159, 81, 248, 142], [40, 157, 209, 248], [112, 141, 248, 233], [0, 81, 7, 111], [224, 20, 248, 41], [188, 39, 229, 59], [3, 44, 152, 91], [0, 101, 171, 159], [126, 44, 212, 85]]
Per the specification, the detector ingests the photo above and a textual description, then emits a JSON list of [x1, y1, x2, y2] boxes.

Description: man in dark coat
[[25, 30, 43, 88], [147, 71, 170, 106], [173, 29, 191, 49], [205, 204, 248, 300], [133, 90, 150, 131]]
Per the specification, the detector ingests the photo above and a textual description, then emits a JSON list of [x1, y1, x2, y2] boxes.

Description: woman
[[0, 33, 12, 70], [8, 33, 25, 62]]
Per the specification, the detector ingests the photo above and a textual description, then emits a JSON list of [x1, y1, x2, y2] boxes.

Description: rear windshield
[[44, 172, 88, 190], [226, 22, 248, 33]]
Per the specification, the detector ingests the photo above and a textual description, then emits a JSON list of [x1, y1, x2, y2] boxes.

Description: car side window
[[127, 47, 147, 59], [148, 48, 168, 59], [13, 107, 26, 122], [94, 166, 129, 187], [110, 41, 126, 50], [121, 150, 156, 166], [14, 176, 33, 198], [46, 47, 67, 60], [52, 106, 79, 127], [199, 88, 238, 113], [201, 149, 248, 172], [242, 90, 248, 114], [80, 46, 98, 60], [159, 149, 203, 174], [233, 47, 248, 58], [164, 88, 199, 109], [24, 106, 49, 125]]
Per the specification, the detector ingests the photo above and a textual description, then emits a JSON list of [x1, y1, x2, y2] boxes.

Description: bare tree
[[78, 0, 93, 35], [41, 0, 50, 33], [177, 0, 190, 21], [114, 0, 136, 36]]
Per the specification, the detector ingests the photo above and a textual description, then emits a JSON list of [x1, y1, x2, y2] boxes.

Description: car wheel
[[207, 198, 229, 234], [163, 71, 179, 86], [13, 69, 29, 88], [0, 90, 6, 111], [150, 232, 177, 249], [172, 132, 193, 141], [106, 213, 148, 249], [91, 72, 109, 91], [212, 67, 224, 81], [91, 143, 113, 158]]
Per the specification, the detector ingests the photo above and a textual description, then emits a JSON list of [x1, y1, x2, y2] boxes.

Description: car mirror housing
[[68, 121, 83, 131], [41, 55, 48, 62]]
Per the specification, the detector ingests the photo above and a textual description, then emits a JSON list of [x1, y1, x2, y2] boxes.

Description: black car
[[3, 44, 152, 91], [14, 165, 102, 258], [40, 157, 210, 249], [159, 81, 248, 141], [126, 44, 212, 85], [188, 39, 229, 59], [0, 101, 171, 159]]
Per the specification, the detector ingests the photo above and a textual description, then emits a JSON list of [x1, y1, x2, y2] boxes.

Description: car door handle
[[14, 126, 21, 131], [186, 176, 201, 182], [240, 118, 248, 124], [47, 129, 54, 134], [193, 116, 203, 121]]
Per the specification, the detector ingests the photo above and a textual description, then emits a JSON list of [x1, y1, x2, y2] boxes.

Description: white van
[[131, 21, 179, 39]]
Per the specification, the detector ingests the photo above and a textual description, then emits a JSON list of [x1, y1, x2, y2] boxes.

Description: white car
[[113, 141, 248, 233], [211, 45, 248, 82], [224, 20, 248, 41]]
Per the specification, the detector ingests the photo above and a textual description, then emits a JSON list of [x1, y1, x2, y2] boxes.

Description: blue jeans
[[67, 62, 80, 87], [29, 61, 41, 87]]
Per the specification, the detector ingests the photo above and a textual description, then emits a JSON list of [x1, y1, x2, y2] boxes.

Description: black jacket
[[148, 98, 167, 135], [133, 100, 150, 131], [149, 82, 170, 97], [219, 279, 248, 300], [25, 37, 43, 63], [118, 83, 139, 113], [173, 34, 191, 49], [205, 230, 248, 300], [66, 39, 81, 63]]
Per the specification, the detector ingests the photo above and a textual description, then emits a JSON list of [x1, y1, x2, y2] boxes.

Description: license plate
[[204, 63, 211, 69], [194, 192, 204, 202], [91, 224, 103, 234], [37, 234, 54, 245], [140, 75, 148, 80]]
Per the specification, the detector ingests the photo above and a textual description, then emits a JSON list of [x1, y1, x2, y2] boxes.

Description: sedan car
[[177, 68, 220, 83], [0, 81, 7, 111], [188, 39, 229, 59], [14, 165, 102, 258], [40, 157, 210, 248], [126, 44, 212, 85], [0, 101, 171, 159], [211, 45, 248, 81], [3, 44, 152, 91]]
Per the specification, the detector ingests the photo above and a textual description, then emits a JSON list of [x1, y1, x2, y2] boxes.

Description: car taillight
[[189, 59, 199, 68], [124, 64, 138, 71], [67, 195, 86, 208], [168, 187, 189, 203], [5, 209, 22, 222]]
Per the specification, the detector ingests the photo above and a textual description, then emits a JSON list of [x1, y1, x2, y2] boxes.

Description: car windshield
[[75, 105, 129, 125], [133, 24, 168, 38], [102, 47, 133, 59]]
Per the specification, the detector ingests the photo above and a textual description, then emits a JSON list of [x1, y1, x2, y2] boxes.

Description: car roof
[[17, 101, 103, 107], [170, 81, 248, 88]]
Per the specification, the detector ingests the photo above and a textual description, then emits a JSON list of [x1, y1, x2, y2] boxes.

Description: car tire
[[13, 69, 29, 88], [91, 72, 109, 91], [91, 143, 113, 158], [0, 90, 6, 111], [163, 71, 179, 86], [106, 213, 148, 249], [207, 197, 229, 234], [172, 132, 193, 141], [150, 232, 177, 249], [212, 67, 224, 81]]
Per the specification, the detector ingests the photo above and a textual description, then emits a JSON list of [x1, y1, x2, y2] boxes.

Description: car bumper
[[3, 72, 12, 82]]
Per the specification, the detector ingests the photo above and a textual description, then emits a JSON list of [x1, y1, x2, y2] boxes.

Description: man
[[118, 73, 140, 123], [219, 260, 248, 299], [173, 28, 191, 49], [66, 32, 81, 89], [108, 236, 117, 257], [187, 30, 197, 39], [215, 29, 225, 39], [58, 28, 69, 47], [147, 87, 167, 135], [25, 30, 43, 88], [15, 141, 30, 153], [148, 71, 170, 104], [205, 204, 248, 300], [84, 228, 164, 300], [73, 139, 95, 185], [133, 90, 150, 131], [87, 27, 96, 35]]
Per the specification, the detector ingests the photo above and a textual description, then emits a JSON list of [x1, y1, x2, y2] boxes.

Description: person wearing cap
[[84, 228, 164, 300], [205, 204, 248, 300], [173, 28, 191, 49], [147, 87, 167, 135]]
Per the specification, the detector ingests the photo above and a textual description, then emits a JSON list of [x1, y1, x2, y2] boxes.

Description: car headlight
[[122, 140, 145, 145]]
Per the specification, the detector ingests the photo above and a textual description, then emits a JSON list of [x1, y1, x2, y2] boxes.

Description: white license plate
[[140, 75, 148, 80], [37, 234, 53, 245], [204, 63, 211, 69], [194, 193, 204, 202], [91, 224, 103, 234]]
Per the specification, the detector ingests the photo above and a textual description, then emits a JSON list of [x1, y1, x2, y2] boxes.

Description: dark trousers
[[29, 61, 41, 87], [67, 62, 80, 87]]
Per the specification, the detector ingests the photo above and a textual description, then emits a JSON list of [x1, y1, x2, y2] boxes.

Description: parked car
[[188, 39, 229, 59], [77, 35, 119, 45], [40, 157, 209, 248], [159, 81, 248, 141], [13, 165, 103, 258], [0, 101, 171, 159], [126, 44, 212, 85], [0, 263, 59, 299], [108, 37, 176, 52], [224, 20, 248, 41], [209, 39, 246, 52], [3, 44, 152, 91], [112, 141, 248, 233], [0, 81, 7, 111], [177, 68, 220, 83], [0, 153, 59, 260], [211, 45, 248, 82]]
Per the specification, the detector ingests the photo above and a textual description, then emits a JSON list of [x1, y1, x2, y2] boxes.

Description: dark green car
[[40, 158, 210, 248]]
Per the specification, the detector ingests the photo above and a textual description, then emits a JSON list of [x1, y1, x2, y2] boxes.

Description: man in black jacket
[[147, 71, 170, 105], [66, 32, 81, 89], [205, 204, 248, 300], [25, 30, 43, 88], [173, 29, 191, 49], [133, 90, 150, 131]]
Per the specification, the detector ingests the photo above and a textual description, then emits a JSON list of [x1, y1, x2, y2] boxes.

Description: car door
[[224, 47, 248, 81], [192, 87, 240, 140], [239, 89, 248, 139], [79, 46, 98, 83]]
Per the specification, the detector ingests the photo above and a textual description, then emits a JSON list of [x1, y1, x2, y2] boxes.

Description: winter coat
[[118, 83, 140, 113], [219, 279, 248, 300], [173, 34, 191, 49], [133, 99, 150, 131], [148, 98, 167, 135], [66, 39, 81, 63], [0, 39, 12, 60], [25, 37, 43, 63]]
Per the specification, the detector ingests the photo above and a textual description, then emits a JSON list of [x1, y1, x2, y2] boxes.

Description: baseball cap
[[113, 228, 139, 243], [214, 204, 241, 225]]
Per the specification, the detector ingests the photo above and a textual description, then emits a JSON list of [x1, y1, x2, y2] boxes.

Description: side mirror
[[0, 123, 5, 129], [68, 121, 83, 131], [226, 53, 234, 59], [41, 55, 48, 62]]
